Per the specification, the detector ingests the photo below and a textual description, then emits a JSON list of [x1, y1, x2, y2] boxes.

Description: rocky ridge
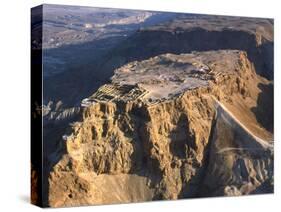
[[47, 50, 273, 207]]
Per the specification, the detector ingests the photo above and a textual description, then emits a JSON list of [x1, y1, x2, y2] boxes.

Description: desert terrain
[[31, 5, 274, 207]]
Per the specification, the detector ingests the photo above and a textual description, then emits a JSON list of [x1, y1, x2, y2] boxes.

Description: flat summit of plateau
[[111, 50, 243, 100]]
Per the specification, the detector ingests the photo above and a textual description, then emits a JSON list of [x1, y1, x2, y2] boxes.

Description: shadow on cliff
[[169, 113, 196, 159], [42, 126, 67, 207], [42, 112, 84, 207], [177, 113, 217, 198], [251, 82, 274, 134], [250, 178, 273, 194]]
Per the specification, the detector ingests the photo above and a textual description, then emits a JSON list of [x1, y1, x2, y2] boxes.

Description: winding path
[[213, 98, 273, 150]]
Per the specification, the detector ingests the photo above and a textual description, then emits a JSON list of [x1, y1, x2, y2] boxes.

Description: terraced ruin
[[81, 84, 148, 107]]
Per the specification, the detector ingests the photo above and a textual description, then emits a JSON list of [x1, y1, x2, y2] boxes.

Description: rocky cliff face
[[47, 50, 273, 207]]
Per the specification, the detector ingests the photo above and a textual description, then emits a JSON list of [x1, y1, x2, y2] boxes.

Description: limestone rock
[[47, 50, 273, 207]]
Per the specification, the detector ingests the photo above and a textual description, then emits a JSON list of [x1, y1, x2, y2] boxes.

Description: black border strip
[[31, 4, 43, 207]]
